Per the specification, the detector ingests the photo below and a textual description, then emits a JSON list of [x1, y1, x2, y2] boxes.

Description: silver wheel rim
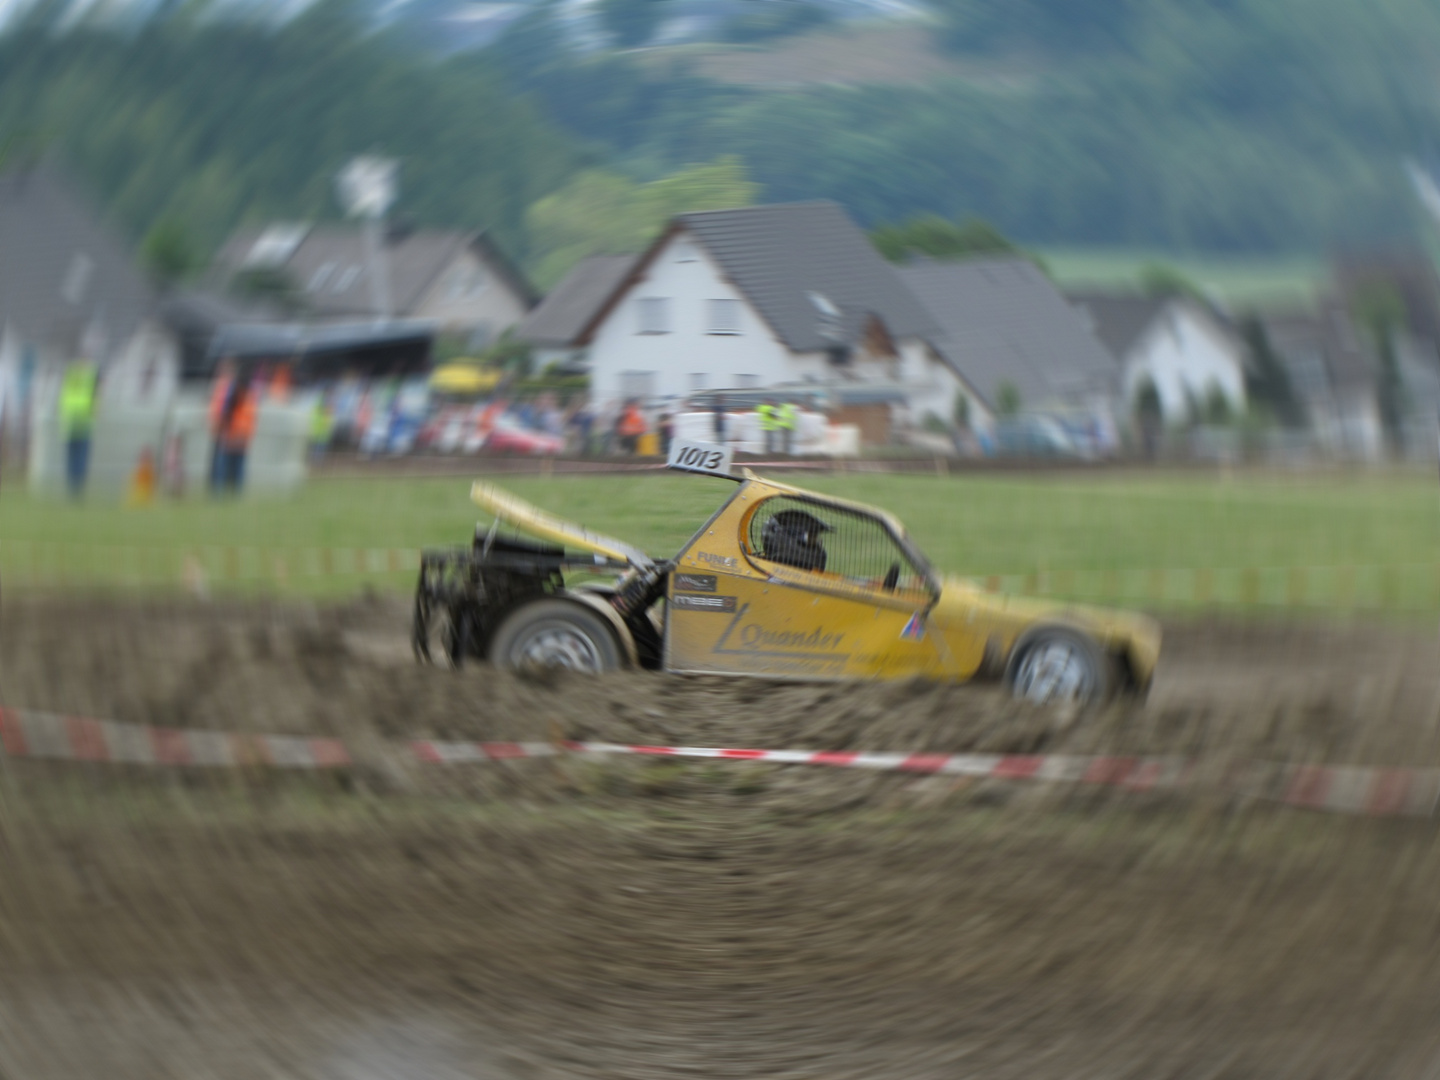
[[1014, 640, 1094, 704], [513, 622, 604, 672]]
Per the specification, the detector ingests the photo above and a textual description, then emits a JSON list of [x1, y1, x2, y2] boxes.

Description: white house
[[520, 201, 970, 432], [0, 163, 182, 441], [1069, 291, 1248, 424]]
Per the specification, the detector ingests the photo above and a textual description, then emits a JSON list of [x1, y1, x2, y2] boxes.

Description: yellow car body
[[471, 472, 1161, 697]]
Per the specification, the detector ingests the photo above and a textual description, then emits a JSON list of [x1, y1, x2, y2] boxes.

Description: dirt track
[[1, 598, 1440, 1078]]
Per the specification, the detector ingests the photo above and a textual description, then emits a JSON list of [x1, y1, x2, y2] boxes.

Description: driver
[[761, 509, 832, 572]]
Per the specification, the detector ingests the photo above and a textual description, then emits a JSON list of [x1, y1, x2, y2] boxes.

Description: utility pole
[[336, 156, 398, 323]]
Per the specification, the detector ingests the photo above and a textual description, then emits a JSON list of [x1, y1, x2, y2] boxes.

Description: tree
[[231, 267, 305, 315], [1133, 376, 1163, 459], [1202, 381, 1233, 425], [597, 0, 669, 48], [1351, 283, 1409, 454], [996, 381, 1022, 417], [140, 218, 200, 287], [1237, 315, 1303, 427], [1138, 263, 1205, 300], [525, 157, 757, 288], [953, 392, 970, 430], [871, 214, 1017, 263]]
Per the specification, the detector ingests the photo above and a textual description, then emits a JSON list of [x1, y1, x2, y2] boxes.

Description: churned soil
[[0, 596, 1439, 1078]]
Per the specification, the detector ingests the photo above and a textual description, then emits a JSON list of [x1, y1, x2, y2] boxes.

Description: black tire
[[1005, 627, 1115, 706], [488, 599, 622, 674]]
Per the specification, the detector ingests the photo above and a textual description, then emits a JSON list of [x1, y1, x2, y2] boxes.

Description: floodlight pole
[[363, 213, 392, 323], [336, 156, 398, 326]]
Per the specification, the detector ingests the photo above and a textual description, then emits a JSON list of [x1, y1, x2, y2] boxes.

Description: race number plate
[[667, 439, 733, 478]]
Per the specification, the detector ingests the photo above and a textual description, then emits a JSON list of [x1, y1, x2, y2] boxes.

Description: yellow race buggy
[[413, 469, 1160, 705]]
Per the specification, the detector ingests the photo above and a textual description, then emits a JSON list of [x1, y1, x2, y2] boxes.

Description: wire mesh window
[[746, 496, 929, 593]]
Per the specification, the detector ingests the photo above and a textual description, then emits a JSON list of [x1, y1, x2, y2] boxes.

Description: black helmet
[[761, 509, 832, 572]]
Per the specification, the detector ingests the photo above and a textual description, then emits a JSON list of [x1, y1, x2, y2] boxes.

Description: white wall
[[1123, 304, 1247, 423], [586, 229, 804, 406]]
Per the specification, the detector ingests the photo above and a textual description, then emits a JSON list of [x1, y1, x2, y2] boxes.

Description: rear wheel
[[489, 600, 621, 674], [1006, 628, 1114, 706]]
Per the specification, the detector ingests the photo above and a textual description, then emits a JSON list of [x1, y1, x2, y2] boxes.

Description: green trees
[[1238, 315, 1304, 427], [871, 215, 1017, 263], [0, 4, 583, 261], [525, 157, 757, 288], [1351, 283, 1409, 451]]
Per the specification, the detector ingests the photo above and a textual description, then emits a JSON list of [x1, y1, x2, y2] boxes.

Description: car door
[[665, 492, 946, 680]]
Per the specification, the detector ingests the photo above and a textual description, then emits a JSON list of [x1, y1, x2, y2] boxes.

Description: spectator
[[617, 399, 647, 454], [59, 358, 98, 499], [712, 395, 728, 443], [207, 358, 237, 491], [308, 394, 334, 464], [757, 399, 781, 455], [570, 403, 595, 456], [215, 371, 258, 494], [659, 409, 675, 456], [777, 400, 799, 455]]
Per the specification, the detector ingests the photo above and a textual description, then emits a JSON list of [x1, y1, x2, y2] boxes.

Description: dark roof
[[0, 162, 156, 355], [516, 254, 637, 346], [675, 202, 936, 351], [574, 201, 936, 351], [1065, 291, 1170, 359], [899, 257, 1118, 410], [215, 225, 536, 318], [1262, 301, 1376, 395], [208, 318, 435, 360]]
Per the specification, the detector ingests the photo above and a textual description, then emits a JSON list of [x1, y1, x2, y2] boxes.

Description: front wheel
[[488, 600, 622, 674], [1006, 629, 1114, 706]]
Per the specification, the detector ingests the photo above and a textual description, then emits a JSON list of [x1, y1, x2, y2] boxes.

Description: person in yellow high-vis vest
[[776, 400, 798, 455], [756, 399, 780, 454], [59, 360, 98, 498]]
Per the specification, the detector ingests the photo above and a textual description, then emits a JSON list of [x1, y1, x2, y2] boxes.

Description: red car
[[483, 415, 566, 456]]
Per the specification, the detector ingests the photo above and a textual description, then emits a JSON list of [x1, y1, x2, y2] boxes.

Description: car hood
[[930, 576, 1163, 684]]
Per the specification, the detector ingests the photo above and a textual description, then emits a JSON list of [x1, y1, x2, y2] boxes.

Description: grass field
[[1039, 247, 1323, 307], [2, 470, 1437, 611]]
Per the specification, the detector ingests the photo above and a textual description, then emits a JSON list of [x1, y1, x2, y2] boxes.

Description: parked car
[[483, 414, 566, 456]]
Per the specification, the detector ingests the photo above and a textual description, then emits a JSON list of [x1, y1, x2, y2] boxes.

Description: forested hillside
[[2, 0, 1439, 278], [498, 0, 1440, 253], [0, 1, 585, 260]]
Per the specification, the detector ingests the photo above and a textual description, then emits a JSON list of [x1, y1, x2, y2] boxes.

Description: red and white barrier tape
[[3, 706, 1438, 818]]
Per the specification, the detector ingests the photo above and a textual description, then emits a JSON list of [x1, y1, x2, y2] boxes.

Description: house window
[[309, 262, 336, 291], [708, 299, 741, 335], [636, 297, 671, 334], [334, 266, 360, 293], [690, 372, 709, 392], [620, 371, 657, 400], [448, 265, 486, 299], [673, 239, 697, 263], [734, 374, 759, 389]]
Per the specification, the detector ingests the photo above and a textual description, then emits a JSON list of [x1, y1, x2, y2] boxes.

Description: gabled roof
[[899, 257, 1118, 410], [0, 162, 156, 355], [1065, 291, 1170, 359], [215, 225, 537, 318], [516, 254, 637, 347], [575, 201, 936, 351]]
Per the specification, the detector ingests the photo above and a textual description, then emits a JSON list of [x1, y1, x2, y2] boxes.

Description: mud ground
[[1, 596, 1439, 1078]]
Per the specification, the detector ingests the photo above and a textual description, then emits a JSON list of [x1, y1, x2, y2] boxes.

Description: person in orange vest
[[215, 371, 258, 494], [207, 358, 236, 492], [616, 399, 647, 454]]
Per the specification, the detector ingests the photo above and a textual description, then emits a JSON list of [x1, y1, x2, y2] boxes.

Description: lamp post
[[336, 156, 398, 324]]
